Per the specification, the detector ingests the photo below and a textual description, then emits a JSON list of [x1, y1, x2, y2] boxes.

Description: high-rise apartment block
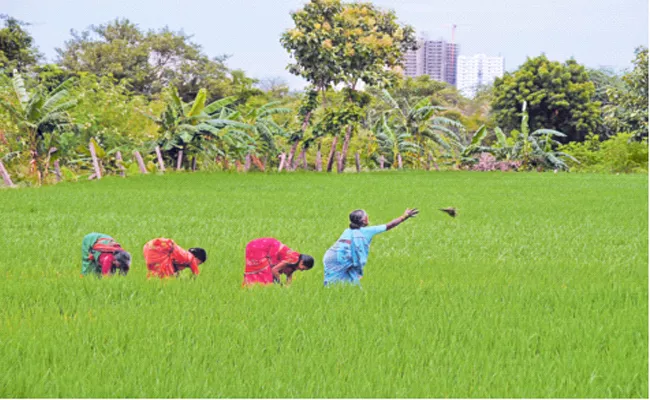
[[403, 39, 459, 86], [457, 54, 505, 98]]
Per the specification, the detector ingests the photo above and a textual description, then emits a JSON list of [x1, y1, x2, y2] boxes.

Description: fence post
[[0, 160, 15, 187], [54, 160, 62, 182], [335, 152, 341, 173], [379, 155, 385, 169], [155, 146, 166, 172], [299, 149, 308, 170], [176, 150, 183, 171], [315, 150, 322, 172], [278, 153, 286, 172], [191, 156, 197, 171], [89, 140, 102, 179], [326, 137, 338, 172], [115, 151, 126, 177], [133, 151, 148, 174], [244, 154, 251, 172], [355, 151, 361, 173], [251, 155, 265, 172], [397, 153, 403, 169]]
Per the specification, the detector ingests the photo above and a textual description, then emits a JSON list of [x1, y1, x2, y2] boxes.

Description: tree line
[[0, 1, 647, 186]]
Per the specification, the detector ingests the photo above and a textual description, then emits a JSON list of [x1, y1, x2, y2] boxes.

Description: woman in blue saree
[[323, 208, 419, 286]]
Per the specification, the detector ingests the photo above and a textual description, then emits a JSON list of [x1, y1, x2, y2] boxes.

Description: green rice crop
[[0, 171, 646, 398]]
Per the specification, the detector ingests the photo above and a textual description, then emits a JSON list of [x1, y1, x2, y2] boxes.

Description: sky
[[5, 0, 649, 89]]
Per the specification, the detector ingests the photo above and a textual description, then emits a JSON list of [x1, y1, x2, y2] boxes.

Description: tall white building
[[457, 54, 505, 98]]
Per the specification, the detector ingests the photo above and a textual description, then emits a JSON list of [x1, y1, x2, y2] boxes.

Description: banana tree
[[0, 71, 77, 184], [509, 102, 576, 170], [237, 100, 292, 167], [372, 114, 420, 168], [375, 89, 463, 168], [434, 124, 492, 168], [151, 86, 247, 169]]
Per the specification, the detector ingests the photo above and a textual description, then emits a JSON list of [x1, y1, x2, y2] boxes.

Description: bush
[[560, 133, 648, 173]]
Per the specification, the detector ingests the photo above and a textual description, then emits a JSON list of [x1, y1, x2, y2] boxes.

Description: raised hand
[[404, 208, 420, 219]]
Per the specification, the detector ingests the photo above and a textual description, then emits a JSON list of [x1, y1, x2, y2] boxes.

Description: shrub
[[560, 133, 648, 173]]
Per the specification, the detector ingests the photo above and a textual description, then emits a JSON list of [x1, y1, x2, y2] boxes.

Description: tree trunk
[[89, 140, 102, 180], [335, 151, 341, 173], [235, 159, 242, 172], [133, 151, 148, 174], [176, 150, 183, 171], [326, 136, 338, 172], [287, 112, 312, 171], [115, 151, 126, 177], [397, 153, 403, 169], [155, 146, 166, 172], [355, 151, 361, 173], [262, 156, 267, 171], [222, 157, 229, 170], [0, 160, 15, 187], [379, 155, 385, 170], [192, 156, 197, 171], [315, 149, 322, 172], [244, 154, 251, 171], [54, 160, 62, 182], [287, 141, 300, 171], [299, 148, 308, 170], [338, 125, 352, 173], [278, 153, 287, 172], [426, 154, 433, 171]]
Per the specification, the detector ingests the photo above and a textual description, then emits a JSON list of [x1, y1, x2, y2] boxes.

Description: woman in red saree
[[143, 238, 207, 278], [243, 238, 314, 286]]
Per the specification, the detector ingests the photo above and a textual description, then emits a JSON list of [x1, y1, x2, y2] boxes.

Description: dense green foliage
[[56, 19, 233, 102], [492, 55, 602, 143], [0, 15, 41, 72], [560, 133, 649, 173], [0, 172, 646, 397]]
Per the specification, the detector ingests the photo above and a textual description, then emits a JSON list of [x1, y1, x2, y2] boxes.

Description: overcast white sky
[[5, 0, 649, 89]]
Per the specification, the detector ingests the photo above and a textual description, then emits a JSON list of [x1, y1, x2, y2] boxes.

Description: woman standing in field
[[243, 238, 314, 286], [323, 208, 419, 286], [81, 232, 132, 277], [143, 238, 207, 278]]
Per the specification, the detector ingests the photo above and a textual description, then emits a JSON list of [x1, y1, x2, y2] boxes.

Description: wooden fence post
[[315, 150, 322, 172], [115, 151, 126, 177], [89, 140, 102, 179], [397, 153, 403, 169], [0, 160, 15, 187], [379, 155, 385, 170], [335, 152, 342, 173], [278, 153, 286, 172], [155, 146, 165, 172], [244, 154, 251, 172], [251, 155, 265, 172], [355, 151, 361, 173], [326, 137, 338, 172], [54, 160, 62, 182], [133, 151, 148, 174], [299, 149, 308, 170], [176, 150, 183, 171]]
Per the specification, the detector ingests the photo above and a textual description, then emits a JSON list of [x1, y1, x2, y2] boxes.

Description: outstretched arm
[[386, 208, 419, 231]]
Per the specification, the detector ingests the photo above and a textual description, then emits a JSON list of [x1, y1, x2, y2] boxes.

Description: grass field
[[0, 171, 647, 398]]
